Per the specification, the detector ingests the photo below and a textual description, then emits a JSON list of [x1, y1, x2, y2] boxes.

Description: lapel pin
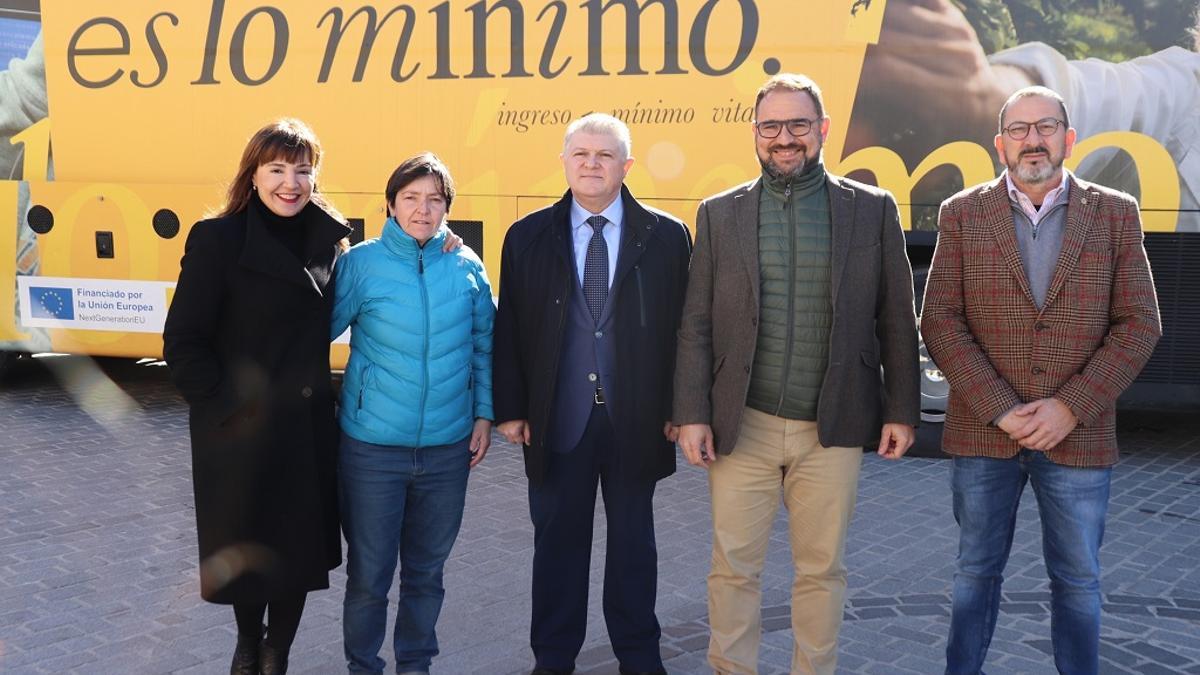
[[1081, 198, 1088, 204]]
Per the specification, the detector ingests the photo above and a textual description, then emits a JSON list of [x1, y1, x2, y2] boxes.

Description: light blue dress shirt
[[570, 196, 623, 289]]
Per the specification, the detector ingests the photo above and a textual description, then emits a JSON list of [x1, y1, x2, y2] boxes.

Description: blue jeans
[[946, 451, 1111, 675], [339, 433, 470, 674]]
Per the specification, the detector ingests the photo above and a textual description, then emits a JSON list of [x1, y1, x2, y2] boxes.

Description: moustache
[[770, 143, 807, 153], [1019, 147, 1050, 157]]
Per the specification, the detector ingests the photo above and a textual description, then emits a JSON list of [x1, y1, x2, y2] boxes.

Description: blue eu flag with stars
[[29, 286, 75, 320]]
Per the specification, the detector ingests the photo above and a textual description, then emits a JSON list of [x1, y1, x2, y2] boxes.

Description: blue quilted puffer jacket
[[331, 219, 494, 447]]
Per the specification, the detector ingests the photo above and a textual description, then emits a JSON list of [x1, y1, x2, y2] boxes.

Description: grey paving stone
[[993, 653, 1058, 673], [1101, 614, 1157, 636], [1105, 603, 1154, 616], [762, 615, 790, 632], [672, 634, 709, 653], [849, 596, 896, 608], [898, 593, 947, 605], [1126, 640, 1192, 667], [882, 624, 941, 646], [896, 604, 948, 617], [1023, 638, 1054, 656], [1005, 591, 1052, 603], [1108, 593, 1166, 605], [854, 607, 898, 620], [1158, 607, 1200, 622], [836, 651, 870, 672], [1139, 663, 1190, 675], [1000, 602, 1045, 615], [661, 622, 705, 639], [4, 360, 1200, 674], [762, 603, 790, 618], [1098, 640, 1144, 668]]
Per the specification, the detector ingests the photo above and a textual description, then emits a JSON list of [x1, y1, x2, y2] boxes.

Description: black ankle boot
[[259, 640, 290, 675], [229, 633, 260, 675]]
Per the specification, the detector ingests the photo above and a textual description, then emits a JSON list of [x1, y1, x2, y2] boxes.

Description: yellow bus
[[3, 0, 1197, 414]]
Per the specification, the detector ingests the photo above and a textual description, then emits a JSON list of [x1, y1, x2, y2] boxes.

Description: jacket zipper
[[357, 368, 365, 410], [775, 182, 796, 415], [416, 248, 429, 446], [357, 363, 372, 417]]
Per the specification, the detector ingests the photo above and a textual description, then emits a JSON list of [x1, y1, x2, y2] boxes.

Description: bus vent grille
[[449, 220, 484, 258], [1140, 232, 1200, 385]]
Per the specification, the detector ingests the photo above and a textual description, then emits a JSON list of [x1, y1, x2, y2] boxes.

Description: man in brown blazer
[[673, 73, 920, 675], [921, 87, 1161, 674]]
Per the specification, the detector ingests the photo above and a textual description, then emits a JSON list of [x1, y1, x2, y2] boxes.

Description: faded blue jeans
[[339, 433, 470, 675], [946, 450, 1111, 675]]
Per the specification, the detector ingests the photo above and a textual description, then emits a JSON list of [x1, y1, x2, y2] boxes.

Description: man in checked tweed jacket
[[921, 86, 1161, 674]]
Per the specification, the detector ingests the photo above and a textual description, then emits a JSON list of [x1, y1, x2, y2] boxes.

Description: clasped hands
[[996, 398, 1078, 451]]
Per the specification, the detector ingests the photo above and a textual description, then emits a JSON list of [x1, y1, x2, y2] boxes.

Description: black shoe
[[618, 667, 667, 675], [229, 634, 259, 675], [530, 668, 574, 675], [259, 640, 290, 675]]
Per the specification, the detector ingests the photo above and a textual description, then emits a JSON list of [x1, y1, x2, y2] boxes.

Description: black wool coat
[[163, 200, 350, 604], [493, 186, 692, 486]]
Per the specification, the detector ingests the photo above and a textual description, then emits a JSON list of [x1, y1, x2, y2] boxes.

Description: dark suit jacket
[[920, 175, 1161, 467], [162, 201, 350, 603], [673, 174, 920, 454], [493, 186, 692, 485]]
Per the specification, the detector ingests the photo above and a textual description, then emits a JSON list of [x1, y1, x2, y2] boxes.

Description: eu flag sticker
[[29, 286, 75, 320]]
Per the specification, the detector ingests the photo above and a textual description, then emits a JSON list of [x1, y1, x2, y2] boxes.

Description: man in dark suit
[[921, 87, 1161, 674], [493, 113, 692, 675], [673, 73, 920, 675]]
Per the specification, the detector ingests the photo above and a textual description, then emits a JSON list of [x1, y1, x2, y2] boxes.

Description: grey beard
[[1010, 155, 1060, 185]]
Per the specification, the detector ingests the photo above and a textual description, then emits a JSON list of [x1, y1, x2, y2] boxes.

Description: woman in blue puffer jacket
[[330, 153, 494, 675]]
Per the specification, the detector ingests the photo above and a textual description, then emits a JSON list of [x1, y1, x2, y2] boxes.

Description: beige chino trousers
[[707, 407, 863, 675]]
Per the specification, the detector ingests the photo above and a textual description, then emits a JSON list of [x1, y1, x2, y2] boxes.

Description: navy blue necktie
[[582, 215, 609, 323]]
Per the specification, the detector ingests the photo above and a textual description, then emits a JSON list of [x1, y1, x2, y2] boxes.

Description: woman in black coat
[[163, 119, 350, 675]]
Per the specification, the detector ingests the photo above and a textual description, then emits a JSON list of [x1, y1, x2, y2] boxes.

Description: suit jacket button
[[1035, 322, 1046, 331], [301, 386, 313, 398], [751, 317, 758, 326], [1031, 366, 1044, 375], [744, 365, 751, 374]]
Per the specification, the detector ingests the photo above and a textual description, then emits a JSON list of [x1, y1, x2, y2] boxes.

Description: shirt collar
[[570, 193, 624, 232], [1005, 169, 1071, 213]]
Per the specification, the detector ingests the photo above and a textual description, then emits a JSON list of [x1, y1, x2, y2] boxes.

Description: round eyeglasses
[[1002, 118, 1066, 140]]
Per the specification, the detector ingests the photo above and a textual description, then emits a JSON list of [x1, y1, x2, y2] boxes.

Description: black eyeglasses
[[1002, 118, 1065, 140], [754, 118, 817, 139]]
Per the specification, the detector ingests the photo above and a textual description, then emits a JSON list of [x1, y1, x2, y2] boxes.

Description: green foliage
[[952, 0, 1020, 54], [954, 0, 1197, 59]]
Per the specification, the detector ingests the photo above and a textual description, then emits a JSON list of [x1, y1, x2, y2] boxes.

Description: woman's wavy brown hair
[[214, 118, 343, 223]]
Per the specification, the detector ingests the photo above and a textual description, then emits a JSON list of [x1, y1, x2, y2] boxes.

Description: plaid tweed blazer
[[920, 175, 1160, 467]]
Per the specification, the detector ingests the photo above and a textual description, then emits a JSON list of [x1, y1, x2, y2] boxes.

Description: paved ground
[[1, 355, 1198, 674]]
